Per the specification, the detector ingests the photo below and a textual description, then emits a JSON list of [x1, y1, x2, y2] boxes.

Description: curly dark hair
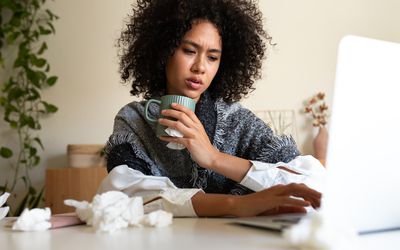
[[118, 0, 271, 102]]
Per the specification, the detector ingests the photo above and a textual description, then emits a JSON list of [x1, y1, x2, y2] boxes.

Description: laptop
[[235, 35, 400, 234]]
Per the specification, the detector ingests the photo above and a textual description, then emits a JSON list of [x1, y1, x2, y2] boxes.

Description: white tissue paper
[[244, 155, 327, 193], [65, 191, 173, 233], [97, 165, 201, 217], [12, 207, 52, 231], [142, 210, 173, 227], [283, 208, 358, 250], [0, 192, 10, 221], [165, 127, 186, 150], [159, 188, 201, 216]]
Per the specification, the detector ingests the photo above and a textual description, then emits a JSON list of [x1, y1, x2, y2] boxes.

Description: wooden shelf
[[45, 167, 108, 214]]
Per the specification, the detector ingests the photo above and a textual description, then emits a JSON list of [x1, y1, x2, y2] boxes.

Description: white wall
[[1, 0, 400, 200], [245, 0, 400, 152]]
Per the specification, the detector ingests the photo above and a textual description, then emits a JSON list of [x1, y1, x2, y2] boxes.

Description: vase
[[313, 126, 329, 165]]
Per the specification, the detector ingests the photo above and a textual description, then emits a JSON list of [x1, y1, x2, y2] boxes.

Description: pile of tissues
[[1, 192, 52, 231], [64, 191, 173, 233], [8, 191, 172, 233], [12, 207, 52, 231], [0, 192, 10, 221]]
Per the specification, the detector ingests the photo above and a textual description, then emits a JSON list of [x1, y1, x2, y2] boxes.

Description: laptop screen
[[324, 35, 400, 234]]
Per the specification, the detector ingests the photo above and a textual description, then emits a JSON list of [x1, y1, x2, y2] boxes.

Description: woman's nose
[[191, 56, 206, 74]]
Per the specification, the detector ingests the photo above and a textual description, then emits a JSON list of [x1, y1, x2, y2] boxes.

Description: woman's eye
[[183, 48, 195, 54], [208, 56, 219, 62]]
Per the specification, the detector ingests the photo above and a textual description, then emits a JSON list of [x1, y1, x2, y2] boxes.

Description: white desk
[[1, 217, 400, 250]]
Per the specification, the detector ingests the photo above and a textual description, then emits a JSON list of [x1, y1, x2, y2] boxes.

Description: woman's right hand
[[232, 183, 321, 217]]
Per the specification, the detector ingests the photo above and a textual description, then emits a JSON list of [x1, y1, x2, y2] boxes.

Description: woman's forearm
[[191, 183, 322, 218], [191, 192, 238, 217], [210, 151, 252, 183]]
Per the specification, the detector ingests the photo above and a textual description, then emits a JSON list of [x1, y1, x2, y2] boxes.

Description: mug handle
[[144, 99, 161, 123]]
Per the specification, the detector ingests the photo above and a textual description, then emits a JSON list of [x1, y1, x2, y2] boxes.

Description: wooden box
[[45, 167, 108, 214]]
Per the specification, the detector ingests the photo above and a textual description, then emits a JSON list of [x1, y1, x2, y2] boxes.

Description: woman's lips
[[185, 79, 202, 90]]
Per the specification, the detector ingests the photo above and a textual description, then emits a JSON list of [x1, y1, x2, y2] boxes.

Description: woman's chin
[[186, 92, 202, 101], [166, 88, 204, 101], [179, 90, 203, 101]]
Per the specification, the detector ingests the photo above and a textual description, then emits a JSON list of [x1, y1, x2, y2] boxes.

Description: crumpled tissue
[[96, 165, 201, 217], [245, 155, 326, 193], [12, 207, 52, 231], [65, 191, 173, 233], [165, 127, 185, 150], [283, 209, 358, 250], [0, 192, 10, 220], [142, 210, 173, 227]]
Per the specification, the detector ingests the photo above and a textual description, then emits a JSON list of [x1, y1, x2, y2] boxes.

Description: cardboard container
[[67, 144, 105, 168]]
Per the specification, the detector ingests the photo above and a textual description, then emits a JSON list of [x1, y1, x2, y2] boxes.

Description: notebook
[[235, 35, 400, 234]]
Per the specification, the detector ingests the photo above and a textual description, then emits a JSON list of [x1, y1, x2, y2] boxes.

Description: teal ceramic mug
[[144, 95, 196, 137]]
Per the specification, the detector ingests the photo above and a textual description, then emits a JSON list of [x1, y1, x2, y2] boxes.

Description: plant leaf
[[46, 76, 57, 86], [21, 176, 28, 187], [20, 114, 36, 129], [45, 9, 54, 20], [33, 155, 40, 166], [29, 186, 45, 208], [30, 56, 46, 68], [47, 22, 55, 34], [42, 101, 58, 113], [9, 121, 18, 128], [26, 68, 41, 87], [39, 25, 52, 35], [27, 87, 41, 101], [0, 185, 9, 193], [37, 42, 48, 55], [6, 31, 20, 44], [0, 147, 13, 158], [14, 192, 30, 216], [33, 137, 44, 150], [29, 147, 37, 157], [8, 86, 25, 100], [0, 97, 5, 106], [29, 186, 37, 195], [32, 0, 40, 9]]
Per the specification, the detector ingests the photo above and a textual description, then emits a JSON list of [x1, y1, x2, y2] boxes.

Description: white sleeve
[[239, 155, 327, 192], [97, 165, 202, 217]]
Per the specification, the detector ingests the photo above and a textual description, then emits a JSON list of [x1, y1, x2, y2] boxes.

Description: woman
[[100, 0, 324, 217]]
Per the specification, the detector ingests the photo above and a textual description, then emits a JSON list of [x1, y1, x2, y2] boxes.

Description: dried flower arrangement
[[304, 92, 329, 127], [255, 110, 297, 140]]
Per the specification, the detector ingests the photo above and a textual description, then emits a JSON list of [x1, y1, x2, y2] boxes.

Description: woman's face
[[165, 20, 222, 102]]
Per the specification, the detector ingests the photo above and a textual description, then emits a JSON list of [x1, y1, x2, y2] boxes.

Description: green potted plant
[[0, 0, 58, 215]]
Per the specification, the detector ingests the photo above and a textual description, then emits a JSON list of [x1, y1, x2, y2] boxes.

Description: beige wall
[[1, 0, 400, 198], [248, 0, 400, 152]]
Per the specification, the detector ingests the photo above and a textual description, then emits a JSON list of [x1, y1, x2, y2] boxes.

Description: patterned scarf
[[105, 91, 299, 194]]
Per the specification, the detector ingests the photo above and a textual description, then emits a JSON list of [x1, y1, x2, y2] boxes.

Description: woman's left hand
[[158, 103, 219, 169]]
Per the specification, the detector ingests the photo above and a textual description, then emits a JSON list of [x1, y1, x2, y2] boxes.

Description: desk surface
[[1, 217, 400, 250]]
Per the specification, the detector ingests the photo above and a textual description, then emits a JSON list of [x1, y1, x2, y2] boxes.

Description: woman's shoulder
[[215, 99, 257, 120], [215, 99, 271, 135], [117, 100, 146, 115]]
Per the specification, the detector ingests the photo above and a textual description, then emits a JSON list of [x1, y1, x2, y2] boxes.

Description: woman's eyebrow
[[182, 39, 222, 53]]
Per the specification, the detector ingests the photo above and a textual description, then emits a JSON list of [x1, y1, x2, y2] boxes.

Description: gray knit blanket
[[105, 91, 300, 194]]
